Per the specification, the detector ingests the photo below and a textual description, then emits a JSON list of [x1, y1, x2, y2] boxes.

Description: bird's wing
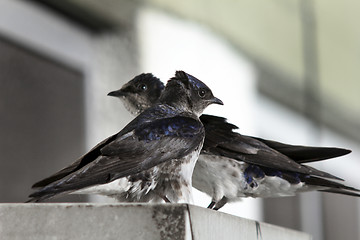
[[31, 134, 118, 188], [252, 137, 351, 163], [29, 116, 204, 201], [200, 114, 350, 163], [200, 115, 341, 180]]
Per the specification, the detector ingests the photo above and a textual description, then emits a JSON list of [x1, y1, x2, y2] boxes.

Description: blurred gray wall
[[0, 0, 139, 202], [146, 0, 360, 142], [0, 37, 86, 202]]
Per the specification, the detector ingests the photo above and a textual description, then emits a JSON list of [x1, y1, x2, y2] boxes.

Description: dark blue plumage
[[244, 165, 265, 185], [135, 117, 202, 141], [106, 73, 359, 210], [28, 71, 223, 203]]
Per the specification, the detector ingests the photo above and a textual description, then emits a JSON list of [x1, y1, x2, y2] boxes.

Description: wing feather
[[200, 114, 343, 179], [253, 137, 351, 163], [29, 116, 204, 201], [31, 134, 118, 188]]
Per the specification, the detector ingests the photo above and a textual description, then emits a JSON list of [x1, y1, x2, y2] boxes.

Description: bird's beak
[[211, 97, 224, 105], [107, 89, 126, 97]]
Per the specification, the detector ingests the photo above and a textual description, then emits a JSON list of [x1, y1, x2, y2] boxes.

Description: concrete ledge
[[0, 203, 311, 240]]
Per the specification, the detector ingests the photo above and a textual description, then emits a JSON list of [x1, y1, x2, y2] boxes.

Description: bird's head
[[160, 71, 223, 116], [107, 73, 164, 116]]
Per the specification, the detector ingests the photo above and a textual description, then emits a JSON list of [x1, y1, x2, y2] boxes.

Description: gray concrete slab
[[0, 203, 311, 240]]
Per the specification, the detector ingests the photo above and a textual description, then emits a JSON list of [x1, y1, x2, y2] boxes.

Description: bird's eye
[[139, 84, 147, 91], [198, 89, 206, 98]]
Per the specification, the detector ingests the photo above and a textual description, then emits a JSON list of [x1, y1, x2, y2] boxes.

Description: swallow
[[28, 71, 223, 203], [108, 73, 359, 210]]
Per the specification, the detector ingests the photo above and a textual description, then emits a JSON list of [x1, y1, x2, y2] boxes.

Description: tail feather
[[319, 188, 360, 197], [304, 175, 360, 197]]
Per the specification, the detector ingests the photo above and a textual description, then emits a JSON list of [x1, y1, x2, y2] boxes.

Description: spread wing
[[200, 114, 343, 180], [28, 116, 204, 202]]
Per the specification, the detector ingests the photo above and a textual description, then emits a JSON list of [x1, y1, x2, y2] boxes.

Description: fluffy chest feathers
[[156, 142, 203, 203], [192, 154, 308, 201], [192, 154, 248, 202]]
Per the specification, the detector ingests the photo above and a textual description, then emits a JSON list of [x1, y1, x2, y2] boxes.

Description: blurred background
[[0, 0, 359, 239]]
